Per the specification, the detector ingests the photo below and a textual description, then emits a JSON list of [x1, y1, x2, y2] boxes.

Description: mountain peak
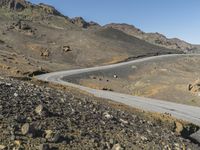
[[70, 17, 100, 28], [37, 3, 62, 16]]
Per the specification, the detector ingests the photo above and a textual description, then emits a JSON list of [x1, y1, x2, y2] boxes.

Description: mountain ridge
[[0, 0, 196, 52], [104, 23, 194, 52]]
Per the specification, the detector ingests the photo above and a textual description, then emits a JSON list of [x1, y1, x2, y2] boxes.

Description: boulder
[[40, 49, 50, 57], [188, 79, 200, 94]]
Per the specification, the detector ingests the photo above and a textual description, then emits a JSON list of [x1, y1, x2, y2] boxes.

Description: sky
[[29, 0, 200, 44]]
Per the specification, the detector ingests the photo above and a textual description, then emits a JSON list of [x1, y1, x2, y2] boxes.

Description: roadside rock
[[175, 121, 184, 134], [190, 130, 200, 144]]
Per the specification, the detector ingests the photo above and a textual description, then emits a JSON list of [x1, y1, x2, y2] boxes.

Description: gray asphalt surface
[[36, 54, 200, 126]]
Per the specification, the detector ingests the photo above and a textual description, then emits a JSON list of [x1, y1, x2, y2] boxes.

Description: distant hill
[[105, 23, 195, 52], [0, 0, 184, 76]]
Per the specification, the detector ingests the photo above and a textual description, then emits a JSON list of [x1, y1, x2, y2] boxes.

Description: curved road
[[36, 54, 200, 126]]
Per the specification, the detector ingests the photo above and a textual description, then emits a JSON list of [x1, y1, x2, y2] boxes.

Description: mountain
[[0, 0, 182, 76], [105, 23, 195, 52]]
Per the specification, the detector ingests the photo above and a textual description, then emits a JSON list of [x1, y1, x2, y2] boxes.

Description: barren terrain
[[0, 76, 200, 149], [1, 0, 200, 79], [1, 0, 200, 149], [70, 55, 200, 106], [0, 2, 181, 77]]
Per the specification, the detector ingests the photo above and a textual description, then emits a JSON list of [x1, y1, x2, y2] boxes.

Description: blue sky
[[29, 0, 200, 44]]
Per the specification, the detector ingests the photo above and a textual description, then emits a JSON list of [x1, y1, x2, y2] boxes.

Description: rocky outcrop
[[6, 20, 35, 36], [188, 79, 200, 95], [0, 0, 63, 17], [0, 0, 28, 11], [38, 3, 63, 16], [105, 23, 194, 52], [70, 17, 100, 28]]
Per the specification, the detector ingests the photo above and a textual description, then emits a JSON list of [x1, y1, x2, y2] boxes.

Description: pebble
[[45, 130, 53, 139], [119, 119, 128, 124], [21, 123, 31, 135], [141, 136, 148, 141], [39, 144, 50, 150], [113, 75, 118, 78], [112, 143, 123, 150], [5, 83, 11, 86], [35, 104, 44, 115], [14, 93, 18, 97], [109, 138, 114, 144], [14, 140, 21, 146], [10, 134, 15, 141], [51, 133, 61, 143], [0, 145, 6, 150], [103, 112, 113, 119]]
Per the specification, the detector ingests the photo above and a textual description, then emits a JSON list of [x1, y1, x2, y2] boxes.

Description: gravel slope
[[0, 77, 200, 149]]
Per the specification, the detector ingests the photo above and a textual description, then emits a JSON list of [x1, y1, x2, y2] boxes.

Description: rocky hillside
[[0, 0, 182, 77], [0, 76, 199, 149], [105, 23, 195, 52]]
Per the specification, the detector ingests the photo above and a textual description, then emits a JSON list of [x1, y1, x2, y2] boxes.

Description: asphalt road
[[36, 54, 200, 126]]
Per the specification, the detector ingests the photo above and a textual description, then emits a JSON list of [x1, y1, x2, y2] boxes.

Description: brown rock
[[175, 121, 183, 134], [188, 79, 200, 94], [62, 45, 71, 52], [41, 50, 50, 57], [14, 140, 21, 146], [0, 145, 6, 150]]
